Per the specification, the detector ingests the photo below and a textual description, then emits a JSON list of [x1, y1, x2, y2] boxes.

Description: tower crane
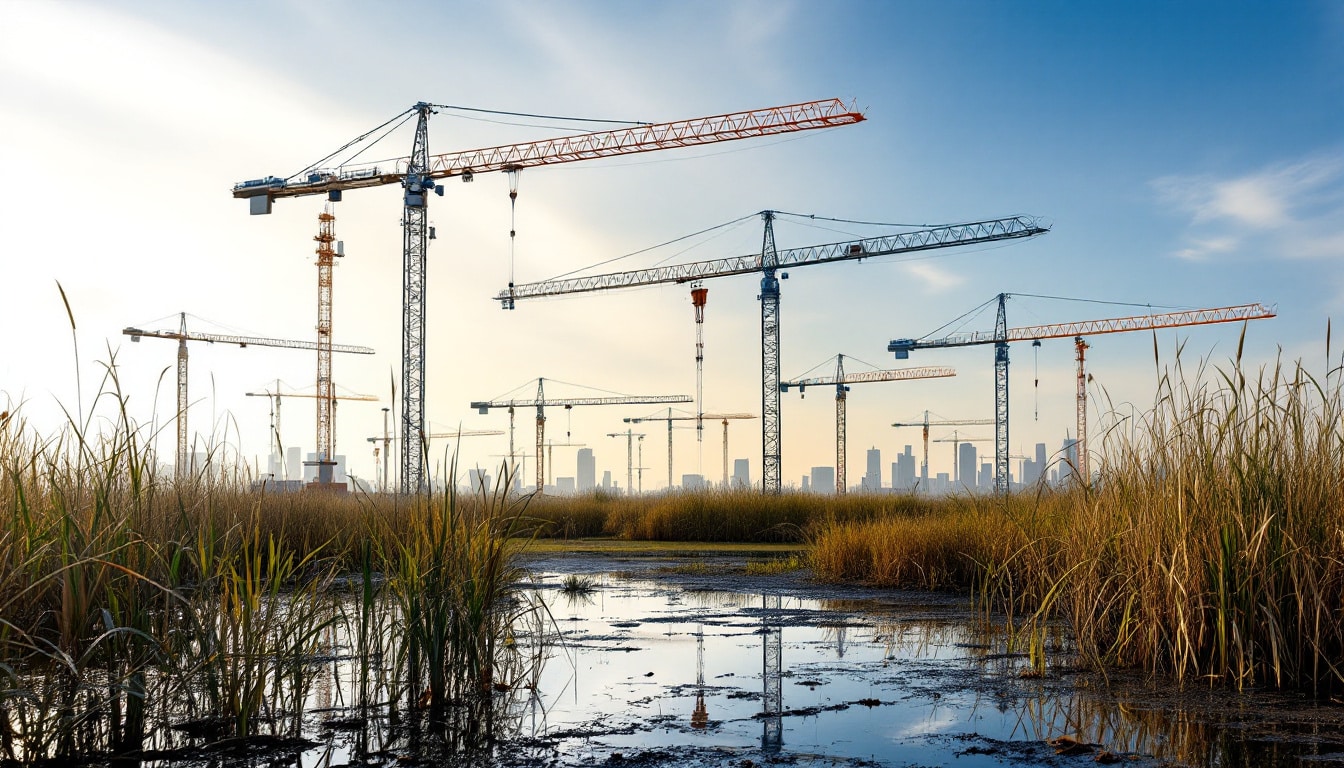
[[889, 297, 1276, 490], [497, 213, 1048, 493], [365, 429, 504, 491], [470, 379, 690, 494], [544, 440, 588, 487], [891, 412, 994, 490], [311, 205, 346, 484], [780, 355, 955, 494], [245, 383, 378, 481], [123, 314, 374, 480], [606, 430, 647, 496], [931, 432, 992, 488], [235, 99, 865, 494], [623, 409, 756, 488]]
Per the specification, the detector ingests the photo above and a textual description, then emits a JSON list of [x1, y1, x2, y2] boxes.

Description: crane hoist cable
[[507, 168, 521, 295], [1032, 339, 1041, 421]]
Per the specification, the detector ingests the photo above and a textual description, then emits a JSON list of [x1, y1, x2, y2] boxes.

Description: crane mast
[[759, 212, 783, 492], [313, 207, 340, 482]]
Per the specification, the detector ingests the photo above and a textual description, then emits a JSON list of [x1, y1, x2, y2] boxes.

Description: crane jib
[[496, 217, 1047, 304]]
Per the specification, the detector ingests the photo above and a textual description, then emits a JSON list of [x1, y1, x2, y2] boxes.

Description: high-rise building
[[893, 445, 916, 490], [810, 466, 835, 494], [801, 475, 810, 492], [577, 448, 596, 491], [1061, 438, 1079, 483], [601, 470, 612, 490], [978, 462, 992, 489], [958, 443, 977, 490], [732, 458, 750, 488], [556, 477, 575, 494], [682, 474, 705, 490], [862, 447, 882, 490]]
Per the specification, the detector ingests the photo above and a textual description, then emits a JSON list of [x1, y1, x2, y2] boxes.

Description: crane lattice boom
[[232, 99, 865, 201], [781, 366, 955, 390], [890, 303, 1277, 352], [125, 327, 374, 354], [495, 217, 1046, 304]]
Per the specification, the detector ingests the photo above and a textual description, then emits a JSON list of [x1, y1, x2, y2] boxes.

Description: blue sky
[[2, 1, 1341, 489]]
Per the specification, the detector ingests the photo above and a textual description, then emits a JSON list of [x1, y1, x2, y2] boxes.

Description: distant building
[[556, 477, 575, 494], [1060, 438, 1079, 484], [732, 458, 750, 488], [978, 462, 992, 490], [934, 472, 950, 494], [682, 474, 705, 491], [287, 446, 302, 482], [801, 475, 810, 492], [577, 448, 596, 491], [958, 443, 977, 490], [810, 466, 835, 494], [469, 468, 491, 492], [862, 447, 882, 490], [601, 470, 612, 490], [894, 445, 916, 490]]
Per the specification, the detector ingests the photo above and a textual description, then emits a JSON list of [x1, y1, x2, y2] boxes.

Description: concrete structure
[[556, 477, 575, 494], [682, 474, 705, 491], [601, 470, 612, 490]]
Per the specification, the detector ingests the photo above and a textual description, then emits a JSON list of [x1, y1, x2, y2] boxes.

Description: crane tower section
[[313, 206, 340, 482]]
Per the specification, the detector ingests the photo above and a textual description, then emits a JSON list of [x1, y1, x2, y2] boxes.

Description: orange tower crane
[[235, 99, 865, 494], [781, 356, 956, 494], [890, 412, 994, 489], [123, 314, 374, 479], [691, 283, 709, 441], [890, 298, 1276, 489], [623, 410, 756, 488], [312, 205, 344, 484], [471, 379, 690, 494]]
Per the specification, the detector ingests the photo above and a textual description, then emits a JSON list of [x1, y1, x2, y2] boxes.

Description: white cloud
[[901, 262, 964, 291], [1152, 151, 1344, 261]]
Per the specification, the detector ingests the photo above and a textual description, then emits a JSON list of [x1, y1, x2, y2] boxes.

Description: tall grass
[[0, 365, 539, 762], [809, 343, 1344, 695]]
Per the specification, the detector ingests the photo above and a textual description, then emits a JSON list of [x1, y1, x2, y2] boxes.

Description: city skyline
[[3, 2, 1341, 490]]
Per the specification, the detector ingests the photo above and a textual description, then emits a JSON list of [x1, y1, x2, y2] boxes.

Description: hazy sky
[[3, 1, 1341, 490]]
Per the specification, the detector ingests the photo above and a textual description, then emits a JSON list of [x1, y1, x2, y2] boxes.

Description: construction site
[[4, 5, 1339, 767]]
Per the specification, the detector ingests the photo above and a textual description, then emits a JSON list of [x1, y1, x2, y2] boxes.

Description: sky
[[2, 1, 1341, 491]]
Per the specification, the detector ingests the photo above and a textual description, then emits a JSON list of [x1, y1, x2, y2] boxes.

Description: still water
[[291, 571, 1344, 767]]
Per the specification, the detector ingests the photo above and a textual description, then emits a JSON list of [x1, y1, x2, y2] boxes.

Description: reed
[[809, 341, 1344, 694], [0, 372, 539, 762]]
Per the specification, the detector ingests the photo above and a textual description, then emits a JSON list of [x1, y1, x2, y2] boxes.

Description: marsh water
[[272, 557, 1344, 768]]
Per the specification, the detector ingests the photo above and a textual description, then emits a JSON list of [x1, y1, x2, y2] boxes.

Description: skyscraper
[[894, 445, 916, 490], [577, 448, 596, 491], [811, 466, 835, 494], [958, 443, 977, 490], [862, 447, 882, 490]]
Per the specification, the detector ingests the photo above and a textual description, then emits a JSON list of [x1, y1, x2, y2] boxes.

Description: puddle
[[52, 566, 1339, 767], [482, 571, 1344, 768]]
